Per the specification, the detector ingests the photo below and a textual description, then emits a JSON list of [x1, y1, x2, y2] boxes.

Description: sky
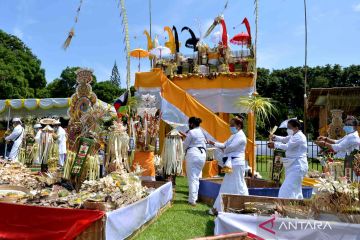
[[1, 0, 360, 87]]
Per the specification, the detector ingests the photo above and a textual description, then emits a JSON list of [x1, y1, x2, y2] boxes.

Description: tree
[[47, 67, 97, 97], [92, 81, 125, 103], [0, 30, 46, 98], [110, 61, 121, 87]]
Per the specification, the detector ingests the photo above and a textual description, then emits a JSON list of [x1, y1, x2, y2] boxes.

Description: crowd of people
[[181, 115, 360, 215], [4, 117, 67, 167], [2, 114, 360, 213]]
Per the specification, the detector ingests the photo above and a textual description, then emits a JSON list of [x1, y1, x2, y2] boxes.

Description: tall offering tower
[[67, 68, 98, 149]]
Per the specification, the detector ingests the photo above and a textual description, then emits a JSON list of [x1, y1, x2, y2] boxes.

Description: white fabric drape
[[0, 98, 115, 120], [105, 182, 173, 240], [136, 87, 252, 114], [215, 213, 360, 240]]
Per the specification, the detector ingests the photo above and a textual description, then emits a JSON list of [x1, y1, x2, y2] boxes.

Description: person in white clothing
[[182, 117, 207, 206], [316, 116, 360, 179], [208, 117, 249, 214], [32, 123, 42, 164], [5, 118, 24, 161], [34, 124, 42, 136], [53, 120, 67, 167], [316, 116, 360, 157], [268, 119, 308, 199]]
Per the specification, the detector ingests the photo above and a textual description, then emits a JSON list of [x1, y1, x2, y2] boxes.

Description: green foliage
[[0, 29, 46, 98], [110, 61, 121, 87], [46, 67, 97, 98], [256, 64, 360, 138], [92, 81, 126, 103]]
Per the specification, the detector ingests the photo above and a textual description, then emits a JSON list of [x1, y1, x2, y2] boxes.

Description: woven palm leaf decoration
[[63, 0, 83, 50]]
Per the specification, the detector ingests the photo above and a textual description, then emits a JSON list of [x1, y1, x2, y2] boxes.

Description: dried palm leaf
[[62, 28, 75, 50], [235, 95, 278, 124]]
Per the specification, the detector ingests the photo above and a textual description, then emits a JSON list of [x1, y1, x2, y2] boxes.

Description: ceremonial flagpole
[[303, 0, 308, 135], [149, 0, 153, 68]]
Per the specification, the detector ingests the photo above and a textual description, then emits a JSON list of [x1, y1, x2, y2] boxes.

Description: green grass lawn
[[135, 159, 321, 239], [135, 177, 214, 240]]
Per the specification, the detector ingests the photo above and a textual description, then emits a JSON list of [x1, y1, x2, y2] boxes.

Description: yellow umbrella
[[130, 48, 150, 71]]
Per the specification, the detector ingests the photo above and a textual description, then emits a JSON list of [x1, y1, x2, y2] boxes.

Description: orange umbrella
[[130, 48, 150, 71]]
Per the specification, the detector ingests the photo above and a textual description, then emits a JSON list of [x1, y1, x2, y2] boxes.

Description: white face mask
[[287, 129, 294, 136]]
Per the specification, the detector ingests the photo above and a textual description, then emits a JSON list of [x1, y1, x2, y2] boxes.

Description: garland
[[169, 71, 254, 80]]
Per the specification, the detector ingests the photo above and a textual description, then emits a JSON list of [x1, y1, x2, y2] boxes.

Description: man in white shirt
[[5, 118, 24, 161], [53, 120, 67, 167], [317, 116, 360, 180], [316, 116, 360, 156]]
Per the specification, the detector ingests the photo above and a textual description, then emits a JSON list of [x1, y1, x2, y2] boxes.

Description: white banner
[[215, 213, 360, 240]]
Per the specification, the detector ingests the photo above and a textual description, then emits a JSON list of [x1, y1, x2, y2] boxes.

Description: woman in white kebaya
[[208, 117, 249, 214], [268, 119, 308, 199]]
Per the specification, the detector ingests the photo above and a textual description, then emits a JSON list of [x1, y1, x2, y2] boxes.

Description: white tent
[[0, 98, 116, 121]]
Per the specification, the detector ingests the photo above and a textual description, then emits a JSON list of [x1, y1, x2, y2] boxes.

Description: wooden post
[[159, 119, 166, 154], [219, 113, 229, 123]]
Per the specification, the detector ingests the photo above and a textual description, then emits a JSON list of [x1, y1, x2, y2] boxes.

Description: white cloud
[[353, 3, 360, 12], [13, 27, 24, 39]]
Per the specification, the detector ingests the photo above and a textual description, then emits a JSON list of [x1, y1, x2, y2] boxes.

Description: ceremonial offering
[[271, 149, 285, 182], [71, 138, 95, 176], [161, 129, 184, 175]]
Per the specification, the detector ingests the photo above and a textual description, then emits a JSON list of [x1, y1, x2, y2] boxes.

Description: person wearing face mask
[[268, 119, 308, 199], [207, 117, 249, 214], [316, 116, 360, 160], [182, 117, 207, 206]]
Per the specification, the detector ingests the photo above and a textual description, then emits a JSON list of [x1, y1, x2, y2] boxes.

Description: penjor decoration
[[181, 26, 199, 52], [63, 0, 83, 49]]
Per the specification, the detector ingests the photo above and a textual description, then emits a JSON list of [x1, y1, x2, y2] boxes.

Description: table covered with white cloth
[[105, 181, 173, 239], [215, 212, 360, 240]]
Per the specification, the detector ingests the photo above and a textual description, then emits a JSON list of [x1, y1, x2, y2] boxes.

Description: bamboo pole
[[303, 0, 308, 135]]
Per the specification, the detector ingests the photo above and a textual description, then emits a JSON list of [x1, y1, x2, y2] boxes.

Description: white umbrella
[[279, 117, 297, 129], [211, 30, 230, 46], [211, 31, 222, 44], [150, 46, 171, 59]]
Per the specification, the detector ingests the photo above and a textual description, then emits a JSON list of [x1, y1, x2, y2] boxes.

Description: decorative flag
[[114, 91, 129, 118]]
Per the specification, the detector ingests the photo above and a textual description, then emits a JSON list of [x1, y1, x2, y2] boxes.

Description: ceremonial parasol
[[230, 32, 250, 45], [130, 48, 149, 71], [150, 46, 171, 59]]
